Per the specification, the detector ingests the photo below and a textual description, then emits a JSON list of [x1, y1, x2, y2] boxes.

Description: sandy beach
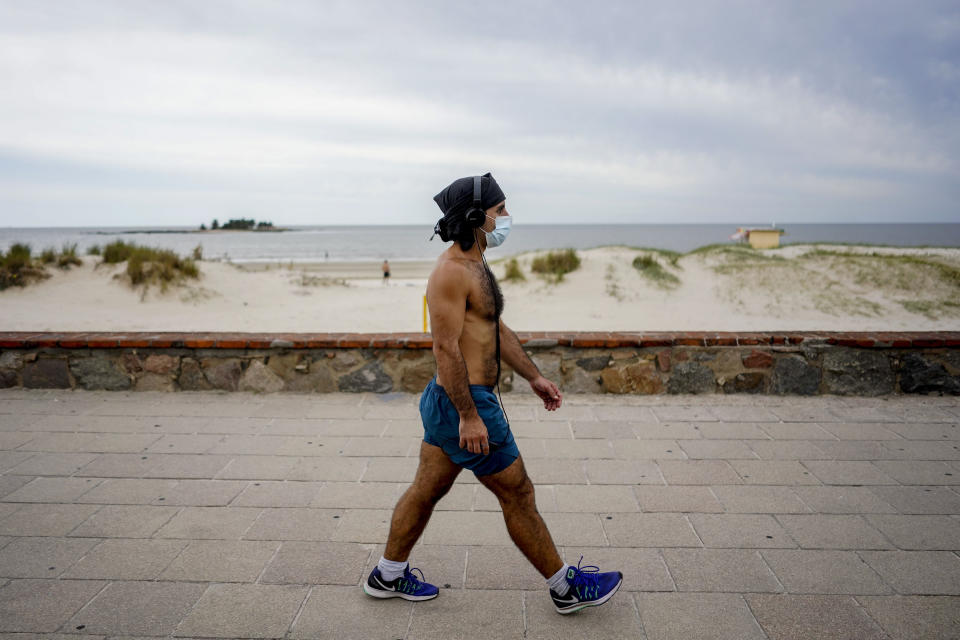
[[2, 245, 959, 332]]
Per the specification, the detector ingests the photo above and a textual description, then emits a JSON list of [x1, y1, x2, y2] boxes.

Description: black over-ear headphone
[[463, 175, 485, 228]]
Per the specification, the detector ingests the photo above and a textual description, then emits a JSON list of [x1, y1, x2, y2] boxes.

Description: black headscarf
[[432, 172, 505, 251]]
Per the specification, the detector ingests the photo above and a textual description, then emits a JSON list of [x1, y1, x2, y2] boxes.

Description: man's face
[[482, 200, 508, 233]]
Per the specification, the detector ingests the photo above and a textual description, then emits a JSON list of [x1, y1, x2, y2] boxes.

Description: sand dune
[[2, 245, 958, 332]]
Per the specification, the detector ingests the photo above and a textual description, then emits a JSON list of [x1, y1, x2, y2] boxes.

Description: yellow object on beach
[[746, 228, 785, 249]]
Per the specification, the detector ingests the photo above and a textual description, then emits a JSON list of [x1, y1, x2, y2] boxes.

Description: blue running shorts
[[419, 377, 519, 477]]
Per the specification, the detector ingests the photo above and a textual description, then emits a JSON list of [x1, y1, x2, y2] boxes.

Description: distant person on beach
[[362, 173, 622, 614], [382, 259, 390, 285]]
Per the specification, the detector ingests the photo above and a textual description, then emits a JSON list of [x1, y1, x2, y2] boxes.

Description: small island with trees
[[199, 218, 288, 232]]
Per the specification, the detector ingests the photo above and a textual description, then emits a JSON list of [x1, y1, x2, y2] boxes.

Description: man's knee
[[409, 470, 457, 505], [484, 466, 536, 508]]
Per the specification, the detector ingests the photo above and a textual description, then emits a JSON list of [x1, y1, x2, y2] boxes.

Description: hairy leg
[[384, 441, 462, 562], [478, 456, 563, 578]]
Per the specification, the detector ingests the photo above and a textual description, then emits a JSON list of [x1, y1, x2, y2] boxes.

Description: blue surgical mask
[[484, 215, 512, 248]]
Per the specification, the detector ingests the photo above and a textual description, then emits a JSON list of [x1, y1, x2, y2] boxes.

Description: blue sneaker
[[363, 566, 439, 602], [550, 557, 623, 614]]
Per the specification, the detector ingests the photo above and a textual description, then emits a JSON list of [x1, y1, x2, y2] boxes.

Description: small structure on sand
[[731, 227, 785, 249]]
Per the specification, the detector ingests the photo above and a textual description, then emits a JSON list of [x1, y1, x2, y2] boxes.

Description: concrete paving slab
[[689, 513, 796, 548], [757, 422, 837, 440], [406, 588, 524, 640], [881, 440, 960, 460], [289, 584, 412, 640], [633, 485, 723, 513], [153, 506, 262, 539], [678, 439, 757, 459], [3, 477, 102, 503], [585, 459, 663, 484], [149, 478, 248, 506], [554, 484, 639, 512], [242, 506, 344, 541], [0, 503, 101, 537], [868, 486, 960, 514], [68, 504, 179, 538], [0, 475, 32, 499], [863, 514, 960, 549], [65, 580, 207, 637], [73, 478, 178, 504], [745, 594, 889, 640], [611, 439, 686, 459], [711, 485, 810, 513], [731, 460, 821, 485], [285, 456, 368, 481], [818, 422, 902, 440], [856, 595, 960, 640], [215, 455, 304, 481], [658, 460, 743, 485], [329, 508, 392, 543], [662, 548, 782, 592], [0, 536, 100, 578], [572, 421, 634, 439], [0, 578, 107, 633], [601, 513, 700, 548], [858, 550, 960, 594], [760, 550, 892, 594], [173, 583, 308, 638], [144, 454, 235, 479], [815, 440, 900, 460], [695, 422, 771, 439], [260, 541, 372, 585], [464, 545, 546, 590], [230, 480, 321, 507], [747, 439, 831, 460], [524, 588, 646, 639], [4, 452, 97, 476], [872, 460, 960, 485], [801, 460, 899, 485], [793, 486, 898, 514], [160, 539, 280, 581], [635, 592, 767, 640], [311, 481, 403, 509], [60, 538, 188, 580], [633, 422, 703, 439], [359, 456, 418, 482], [776, 514, 893, 550]]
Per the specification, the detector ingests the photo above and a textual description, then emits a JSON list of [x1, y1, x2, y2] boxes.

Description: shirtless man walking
[[362, 173, 622, 614]]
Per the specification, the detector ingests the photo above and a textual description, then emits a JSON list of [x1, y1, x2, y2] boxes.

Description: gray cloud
[[0, 0, 957, 226]]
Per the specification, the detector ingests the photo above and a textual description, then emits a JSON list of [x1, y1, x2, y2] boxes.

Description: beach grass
[[531, 248, 580, 283], [632, 254, 681, 288], [1, 242, 86, 290], [57, 243, 82, 269], [100, 240, 200, 297], [502, 258, 526, 282]]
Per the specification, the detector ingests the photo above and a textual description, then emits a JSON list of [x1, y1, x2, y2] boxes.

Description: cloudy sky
[[1, 0, 958, 227]]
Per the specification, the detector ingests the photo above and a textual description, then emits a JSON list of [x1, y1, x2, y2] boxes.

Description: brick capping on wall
[[1, 331, 959, 350], [2, 331, 958, 395]]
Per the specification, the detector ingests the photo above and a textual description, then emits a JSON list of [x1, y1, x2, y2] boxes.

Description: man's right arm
[[427, 264, 489, 455]]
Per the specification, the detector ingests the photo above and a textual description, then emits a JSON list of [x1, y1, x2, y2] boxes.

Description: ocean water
[[1, 223, 959, 263]]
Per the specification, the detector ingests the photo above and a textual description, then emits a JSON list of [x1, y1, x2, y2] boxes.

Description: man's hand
[[459, 415, 490, 455], [530, 376, 563, 411]]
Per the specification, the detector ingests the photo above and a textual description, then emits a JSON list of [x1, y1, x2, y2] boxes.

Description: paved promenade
[[0, 389, 958, 639]]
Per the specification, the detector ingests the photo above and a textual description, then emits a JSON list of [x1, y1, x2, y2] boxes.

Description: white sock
[[377, 556, 408, 582], [547, 564, 571, 595]]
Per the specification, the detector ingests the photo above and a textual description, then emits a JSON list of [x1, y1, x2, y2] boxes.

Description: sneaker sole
[[554, 576, 623, 614], [363, 583, 439, 602]]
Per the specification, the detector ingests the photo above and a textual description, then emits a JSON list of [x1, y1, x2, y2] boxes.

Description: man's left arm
[[499, 319, 562, 411]]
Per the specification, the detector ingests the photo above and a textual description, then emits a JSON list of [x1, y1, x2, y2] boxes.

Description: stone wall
[[1, 332, 958, 395]]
